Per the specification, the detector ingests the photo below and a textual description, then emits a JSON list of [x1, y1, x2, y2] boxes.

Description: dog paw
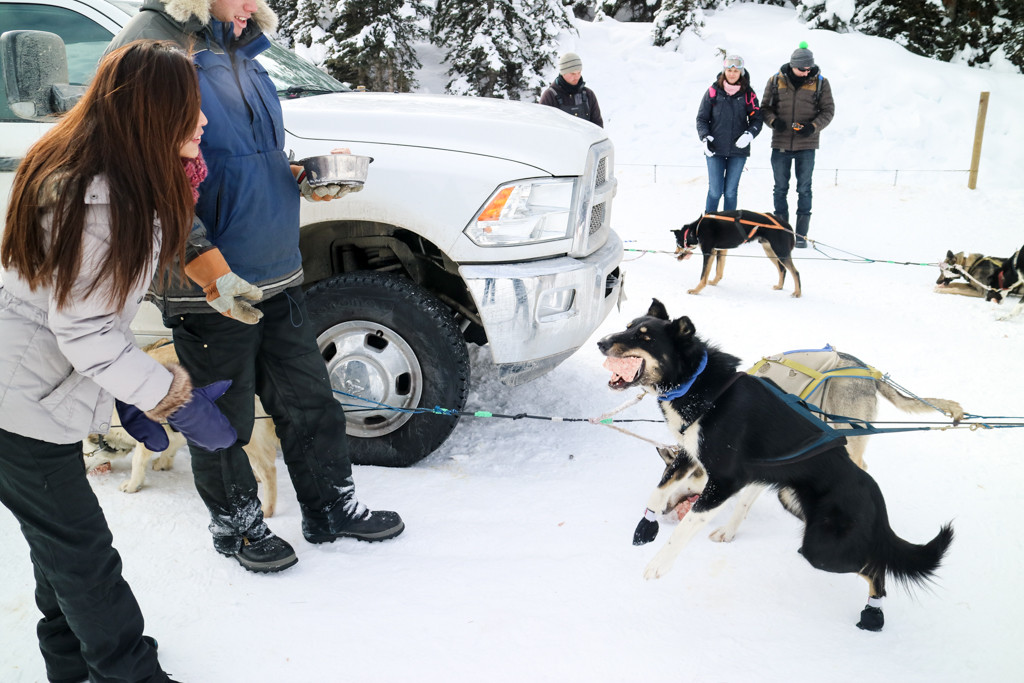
[[119, 479, 143, 493], [152, 455, 174, 471], [773, 284, 783, 290], [687, 289, 701, 295], [791, 291, 801, 298], [643, 550, 676, 580], [856, 605, 884, 632], [708, 526, 736, 543]]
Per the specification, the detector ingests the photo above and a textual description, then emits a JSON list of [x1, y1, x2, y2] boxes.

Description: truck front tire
[[305, 272, 470, 467]]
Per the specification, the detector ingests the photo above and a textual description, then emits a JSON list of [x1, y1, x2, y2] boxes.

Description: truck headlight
[[465, 178, 575, 246]]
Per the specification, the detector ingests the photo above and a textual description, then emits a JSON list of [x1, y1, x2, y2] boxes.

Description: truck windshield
[[263, 44, 350, 98]]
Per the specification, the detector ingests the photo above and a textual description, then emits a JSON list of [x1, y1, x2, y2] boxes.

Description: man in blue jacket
[[108, 0, 405, 573]]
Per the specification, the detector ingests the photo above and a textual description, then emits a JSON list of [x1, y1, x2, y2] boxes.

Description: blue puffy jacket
[[108, 0, 302, 315]]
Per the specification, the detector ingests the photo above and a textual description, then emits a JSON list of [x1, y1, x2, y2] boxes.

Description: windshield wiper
[[279, 85, 337, 99]]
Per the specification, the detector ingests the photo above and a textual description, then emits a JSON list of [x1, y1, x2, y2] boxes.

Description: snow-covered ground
[[3, 5, 1023, 681]]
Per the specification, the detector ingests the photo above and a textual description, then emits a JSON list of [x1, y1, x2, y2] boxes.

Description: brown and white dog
[[83, 340, 279, 517]]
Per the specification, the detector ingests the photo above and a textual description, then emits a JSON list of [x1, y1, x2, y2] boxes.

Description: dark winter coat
[[761, 64, 835, 152], [107, 0, 303, 316], [695, 75, 763, 158], [539, 76, 604, 127]]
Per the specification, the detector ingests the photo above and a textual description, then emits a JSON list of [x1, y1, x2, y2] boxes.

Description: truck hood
[[282, 92, 608, 177]]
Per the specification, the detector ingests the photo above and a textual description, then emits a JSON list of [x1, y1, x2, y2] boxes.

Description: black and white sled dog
[[989, 245, 1024, 320], [672, 210, 801, 298], [597, 300, 954, 631]]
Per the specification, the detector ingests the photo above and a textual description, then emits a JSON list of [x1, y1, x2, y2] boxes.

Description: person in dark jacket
[[0, 40, 234, 683], [696, 54, 763, 213], [761, 42, 835, 246], [108, 0, 405, 574], [539, 52, 604, 127]]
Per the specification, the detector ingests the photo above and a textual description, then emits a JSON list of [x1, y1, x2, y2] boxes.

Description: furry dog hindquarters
[[597, 300, 953, 630], [673, 210, 801, 297]]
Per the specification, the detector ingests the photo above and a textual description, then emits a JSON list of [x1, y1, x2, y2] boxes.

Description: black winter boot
[[795, 214, 810, 248], [232, 531, 298, 573], [302, 478, 405, 543]]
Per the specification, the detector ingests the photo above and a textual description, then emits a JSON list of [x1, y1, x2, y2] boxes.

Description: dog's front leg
[[688, 252, 714, 295], [709, 249, 727, 286], [644, 508, 716, 579], [119, 442, 153, 493]]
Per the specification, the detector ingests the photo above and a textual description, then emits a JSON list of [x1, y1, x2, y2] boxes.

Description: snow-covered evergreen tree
[[854, 0, 948, 60], [943, 0, 1019, 69], [798, 0, 856, 31], [319, 0, 430, 92], [567, 0, 599, 20], [1002, 0, 1024, 71], [431, 0, 574, 99], [601, 0, 660, 22], [652, 0, 704, 48]]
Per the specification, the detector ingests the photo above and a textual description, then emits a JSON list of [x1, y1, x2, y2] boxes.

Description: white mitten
[[702, 136, 715, 157], [735, 131, 753, 148]]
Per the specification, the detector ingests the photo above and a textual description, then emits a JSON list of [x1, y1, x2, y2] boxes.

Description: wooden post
[[968, 92, 989, 189]]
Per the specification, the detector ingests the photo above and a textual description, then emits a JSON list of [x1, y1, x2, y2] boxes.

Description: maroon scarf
[[181, 151, 207, 204]]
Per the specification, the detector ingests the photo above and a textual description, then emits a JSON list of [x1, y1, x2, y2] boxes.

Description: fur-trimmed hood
[[156, 0, 278, 35]]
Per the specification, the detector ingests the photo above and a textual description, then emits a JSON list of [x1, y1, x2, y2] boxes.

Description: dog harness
[[747, 344, 883, 403], [700, 211, 792, 242]]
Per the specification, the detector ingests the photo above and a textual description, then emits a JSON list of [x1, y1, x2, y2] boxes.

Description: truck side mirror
[[1, 30, 86, 120]]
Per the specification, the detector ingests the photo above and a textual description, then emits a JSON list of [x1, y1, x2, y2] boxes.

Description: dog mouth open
[[603, 355, 644, 389]]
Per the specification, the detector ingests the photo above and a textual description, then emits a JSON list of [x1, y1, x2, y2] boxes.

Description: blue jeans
[[705, 155, 747, 213], [771, 148, 816, 220]]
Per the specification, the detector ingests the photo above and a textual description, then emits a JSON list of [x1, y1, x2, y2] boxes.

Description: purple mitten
[[167, 380, 237, 451], [115, 400, 170, 452]]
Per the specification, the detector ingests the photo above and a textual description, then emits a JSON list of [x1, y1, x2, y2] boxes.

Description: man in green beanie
[[761, 42, 835, 247]]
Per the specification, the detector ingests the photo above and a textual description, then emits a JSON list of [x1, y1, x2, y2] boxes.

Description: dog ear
[[946, 250, 954, 261], [655, 446, 677, 465], [647, 299, 669, 320], [671, 315, 696, 339]]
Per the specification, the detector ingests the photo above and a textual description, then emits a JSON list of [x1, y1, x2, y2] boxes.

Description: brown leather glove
[[183, 249, 263, 324]]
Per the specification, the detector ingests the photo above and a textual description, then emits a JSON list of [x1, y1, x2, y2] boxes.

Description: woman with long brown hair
[[0, 39, 235, 682]]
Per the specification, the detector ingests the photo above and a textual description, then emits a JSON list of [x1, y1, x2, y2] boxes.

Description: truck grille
[[572, 140, 616, 257]]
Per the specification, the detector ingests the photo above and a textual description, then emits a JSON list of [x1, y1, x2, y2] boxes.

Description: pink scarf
[[181, 151, 207, 204], [722, 82, 741, 97]]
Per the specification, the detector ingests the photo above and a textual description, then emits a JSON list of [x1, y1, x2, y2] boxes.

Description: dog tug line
[[622, 209, 943, 267], [327, 358, 1024, 441]]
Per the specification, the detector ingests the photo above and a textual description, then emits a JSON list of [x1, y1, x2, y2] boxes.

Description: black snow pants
[[167, 286, 353, 553], [0, 428, 167, 683]]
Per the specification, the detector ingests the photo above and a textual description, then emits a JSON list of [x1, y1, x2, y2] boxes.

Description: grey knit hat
[[558, 52, 583, 75], [790, 42, 814, 69]]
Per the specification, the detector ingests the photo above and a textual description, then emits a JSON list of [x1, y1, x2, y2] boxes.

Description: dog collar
[[658, 350, 708, 401]]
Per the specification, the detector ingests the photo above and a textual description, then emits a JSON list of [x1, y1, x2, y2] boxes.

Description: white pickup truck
[[0, 0, 623, 466]]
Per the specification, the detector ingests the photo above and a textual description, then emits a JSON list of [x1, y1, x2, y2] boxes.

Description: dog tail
[[879, 523, 954, 590], [875, 382, 965, 423]]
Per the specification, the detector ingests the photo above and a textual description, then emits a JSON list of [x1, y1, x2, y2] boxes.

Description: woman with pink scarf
[[695, 54, 764, 213]]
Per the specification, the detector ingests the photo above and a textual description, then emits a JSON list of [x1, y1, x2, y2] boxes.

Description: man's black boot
[[302, 478, 405, 543]]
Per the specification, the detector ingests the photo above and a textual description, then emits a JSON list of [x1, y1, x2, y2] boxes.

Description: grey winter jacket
[[0, 176, 175, 443], [761, 64, 835, 152]]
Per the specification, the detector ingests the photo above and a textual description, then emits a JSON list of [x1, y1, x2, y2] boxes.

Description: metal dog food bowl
[[298, 153, 373, 186]]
